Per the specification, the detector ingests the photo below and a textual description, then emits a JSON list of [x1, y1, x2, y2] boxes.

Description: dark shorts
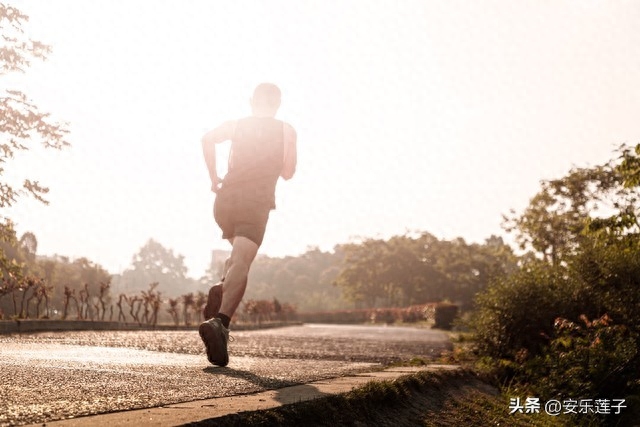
[[213, 188, 272, 247]]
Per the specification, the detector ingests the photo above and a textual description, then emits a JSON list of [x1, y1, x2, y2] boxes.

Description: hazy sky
[[4, 0, 640, 278]]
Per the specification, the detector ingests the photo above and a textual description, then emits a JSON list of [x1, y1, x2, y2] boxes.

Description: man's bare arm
[[202, 120, 236, 192], [281, 123, 297, 180]]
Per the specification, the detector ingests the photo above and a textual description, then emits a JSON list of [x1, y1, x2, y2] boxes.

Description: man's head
[[251, 83, 281, 117]]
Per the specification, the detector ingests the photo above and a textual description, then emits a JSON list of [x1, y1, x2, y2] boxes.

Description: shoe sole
[[203, 283, 223, 321], [198, 321, 229, 367]]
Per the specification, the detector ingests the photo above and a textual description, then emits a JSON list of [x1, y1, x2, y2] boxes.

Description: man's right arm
[[202, 120, 236, 192]]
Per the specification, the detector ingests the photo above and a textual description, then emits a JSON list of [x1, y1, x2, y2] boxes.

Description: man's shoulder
[[282, 120, 295, 129], [215, 119, 238, 132], [283, 121, 297, 140]]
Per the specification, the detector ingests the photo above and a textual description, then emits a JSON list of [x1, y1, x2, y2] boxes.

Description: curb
[[0, 320, 301, 334], [34, 365, 462, 426]]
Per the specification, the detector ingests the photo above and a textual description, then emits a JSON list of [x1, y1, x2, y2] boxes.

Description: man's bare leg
[[203, 257, 234, 321], [219, 236, 258, 323], [199, 236, 257, 366], [221, 257, 231, 281]]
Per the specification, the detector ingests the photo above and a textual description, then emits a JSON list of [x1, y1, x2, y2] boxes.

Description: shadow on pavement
[[202, 367, 330, 404], [203, 366, 300, 389], [273, 383, 329, 404]]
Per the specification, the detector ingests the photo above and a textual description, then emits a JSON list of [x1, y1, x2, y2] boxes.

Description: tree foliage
[[502, 161, 628, 266], [214, 237, 516, 315], [333, 232, 517, 310], [0, 3, 70, 208], [246, 247, 348, 312], [119, 238, 192, 296]]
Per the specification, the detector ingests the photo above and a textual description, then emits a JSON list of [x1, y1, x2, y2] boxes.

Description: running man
[[199, 83, 297, 366]]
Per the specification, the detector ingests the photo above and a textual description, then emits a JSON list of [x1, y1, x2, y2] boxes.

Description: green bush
[[470, 235, 640, 406], [297, 305, 432, 325], [470, 261, 574, 361], [535, 314, 638, 399]]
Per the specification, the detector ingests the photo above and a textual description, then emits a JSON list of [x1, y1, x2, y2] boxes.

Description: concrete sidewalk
[[34, 365, 461, 427]]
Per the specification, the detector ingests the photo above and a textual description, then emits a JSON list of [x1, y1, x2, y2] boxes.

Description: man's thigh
[[233, 206, 270, 246]]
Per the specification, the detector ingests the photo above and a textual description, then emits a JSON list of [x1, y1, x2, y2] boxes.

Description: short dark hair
[[252, 83, 281, 109]]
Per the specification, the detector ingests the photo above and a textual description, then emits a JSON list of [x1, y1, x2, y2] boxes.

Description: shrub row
[[295, 303, 459, 328]]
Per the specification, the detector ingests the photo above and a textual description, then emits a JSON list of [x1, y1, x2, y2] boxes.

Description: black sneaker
[[203, 282, 223, 321], [198, 317, 230, 366]]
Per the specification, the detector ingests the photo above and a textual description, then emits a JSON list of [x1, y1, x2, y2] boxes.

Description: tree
[[333, 239, 389, 307], [182, 292, 195, 326], [502, 162, 628, 266], [333, 232, 515, 310], [0, 221, 24, 317], [587, 143, 640, 236], [0, 4, 69, 317], [18, 231, 37, 261], [0, 3, 70, 208], [122, 239, 191, 295], [167, 298, 180, 325], [97, 281, 110, 321]]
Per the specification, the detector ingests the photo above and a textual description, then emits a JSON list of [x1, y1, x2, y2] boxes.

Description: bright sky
[[4, 0, 640, 278]]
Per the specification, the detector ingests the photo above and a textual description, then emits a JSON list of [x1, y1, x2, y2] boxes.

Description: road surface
[[0, 323, 452, 426]]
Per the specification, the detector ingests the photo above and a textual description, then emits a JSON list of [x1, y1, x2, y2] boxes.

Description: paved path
[[0, 324, 452, 426]]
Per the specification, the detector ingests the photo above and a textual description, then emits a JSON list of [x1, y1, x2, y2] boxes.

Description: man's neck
[[251, 109, 277, 118]]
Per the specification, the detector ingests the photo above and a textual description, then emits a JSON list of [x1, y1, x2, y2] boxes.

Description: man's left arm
[[281, 123, 297, 180]]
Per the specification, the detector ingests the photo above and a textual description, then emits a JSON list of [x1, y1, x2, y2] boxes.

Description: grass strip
[[183, 369, 573, 427]]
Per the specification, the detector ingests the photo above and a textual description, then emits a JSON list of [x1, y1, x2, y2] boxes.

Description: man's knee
[[230, 236, 259, 265]]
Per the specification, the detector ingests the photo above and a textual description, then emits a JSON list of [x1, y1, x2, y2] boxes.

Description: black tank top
[[221, 116, 284, 209]]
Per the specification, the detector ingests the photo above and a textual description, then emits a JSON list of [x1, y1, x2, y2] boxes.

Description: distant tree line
[[0, 227, 112, 320], [242, 247, 347, 312], [0, 221, 523, 323], [242, 233, 518, 314], [333, 232, 517, 311], [0, 236, 299, 327]]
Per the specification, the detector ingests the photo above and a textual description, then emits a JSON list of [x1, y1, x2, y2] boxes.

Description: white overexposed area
[[5, 0, 640, 277]]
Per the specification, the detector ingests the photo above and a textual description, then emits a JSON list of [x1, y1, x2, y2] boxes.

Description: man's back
[[224, 117, 284, 197]]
